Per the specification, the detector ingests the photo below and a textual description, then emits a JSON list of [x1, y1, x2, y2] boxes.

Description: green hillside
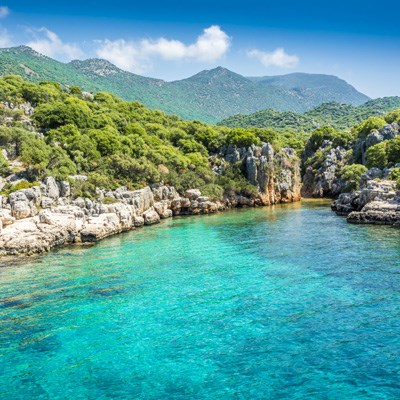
[[218, 98, 400, 131], [0, 46, 371, 123], [248, 73, 369, 108], [0, 74, 304, 198]]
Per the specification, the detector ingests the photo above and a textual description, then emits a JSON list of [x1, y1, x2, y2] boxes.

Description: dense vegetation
[[0, 75, 303, 199], [0, 46, 369, 123], [218, 98, 400, 132], [1, 72, 399, 201]]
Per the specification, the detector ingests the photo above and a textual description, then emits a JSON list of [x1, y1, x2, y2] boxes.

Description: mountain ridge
[[0, 46, 370, 123], [217, 97, 400, 131]]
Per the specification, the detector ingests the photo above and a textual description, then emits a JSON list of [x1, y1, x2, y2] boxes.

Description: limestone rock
[[185, 189, 201, 200], [143, 208, 160, 225], [154, 201, 173, 219], [41, 177, 60, 200]]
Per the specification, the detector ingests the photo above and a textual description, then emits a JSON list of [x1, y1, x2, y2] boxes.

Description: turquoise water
[[1, 202, 400, 399]]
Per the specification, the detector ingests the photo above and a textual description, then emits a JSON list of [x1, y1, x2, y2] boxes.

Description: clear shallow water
[[0, 202, 400, 400]]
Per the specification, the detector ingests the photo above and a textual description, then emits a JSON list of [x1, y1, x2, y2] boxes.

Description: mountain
[[248, 73, 370, 109], [0, 46, 370, 123], [218, 97, 400, 131]]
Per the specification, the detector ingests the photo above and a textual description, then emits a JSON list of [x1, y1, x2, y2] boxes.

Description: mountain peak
[[182, 66, 251, 86], [0, 45, 43, 57], [69, 58, 123, 77]]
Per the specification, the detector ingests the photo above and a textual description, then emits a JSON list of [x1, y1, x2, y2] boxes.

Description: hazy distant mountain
[[0, 46, 370, 123], [248, 73, 370, 110], [218, 98, 400, 132]]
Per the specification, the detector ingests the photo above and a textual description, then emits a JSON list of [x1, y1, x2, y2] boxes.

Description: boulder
[[11, 201, 33, 220], [41, 196, 54, 209], [133, 215, 145, 227], [41, 177, 60, 200], [58, 181, 71, 198], [154, 201, 173, 219], [185, 189, 201, 200], [0, 210, 15, 226], [143, 208, 160, 225], [80, 213, 121, 242]]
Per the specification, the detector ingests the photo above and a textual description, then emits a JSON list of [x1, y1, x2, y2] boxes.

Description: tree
[[386, 136, 400, 165], [34, 98, 93, 129], [20, 137, 51, 177], [226, 128, 260, 148], [340, 164, 368, 191], [355, 117, 386, 138], [366, 142, 388, 169]]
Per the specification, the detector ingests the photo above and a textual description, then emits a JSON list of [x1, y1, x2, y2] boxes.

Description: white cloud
[[0, 6, 9, 18], [0, 27, 11, 47], [96, 39, 150, 74], [96, 25, 231, 73], [26, 28, 83, 60], [247, 48, 299, 68]]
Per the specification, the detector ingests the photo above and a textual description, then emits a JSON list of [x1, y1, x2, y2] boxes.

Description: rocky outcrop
[[355, 122, 399, 164], [0, 141, 304, 256], [301, 142, 349, 198], [332, 179, 400, 226], [221, 143, 301, 205]]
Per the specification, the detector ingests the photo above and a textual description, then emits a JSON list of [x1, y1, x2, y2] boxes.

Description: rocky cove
[[1, 140, 400, 257], [1, 95, 400, 257], [0, 143, 302, 256]]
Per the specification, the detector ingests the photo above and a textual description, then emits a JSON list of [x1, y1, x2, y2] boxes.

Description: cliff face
[[301, 146, 349, 198], [301, 122, 400, 199], [221, 143, 302, 206]]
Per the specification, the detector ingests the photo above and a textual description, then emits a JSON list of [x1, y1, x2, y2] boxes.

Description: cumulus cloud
[[247, 48, 299, 68], [96, 39, 150, 74], [96, 25, 231, 73], [26, 28, 83, 60], [0, 6, 9, 18], [0, 27, 11, 47]]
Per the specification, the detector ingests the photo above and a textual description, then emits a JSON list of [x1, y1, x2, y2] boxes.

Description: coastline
[[1, 178, 398, 260], [0, 182, 301, 258]]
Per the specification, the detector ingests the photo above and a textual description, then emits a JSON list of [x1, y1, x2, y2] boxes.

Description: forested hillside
[[0, 75, 303, 199], [0, 74, 399, 203], [218, 98, 400, 132]]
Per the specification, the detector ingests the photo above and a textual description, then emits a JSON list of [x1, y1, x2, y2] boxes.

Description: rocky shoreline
[[0, 140, 303, 257], [332, 179, 400, 227], [0, 177, 301, 257]]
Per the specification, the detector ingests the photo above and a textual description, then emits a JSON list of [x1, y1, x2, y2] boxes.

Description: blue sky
[[0, 0, 399, 98]]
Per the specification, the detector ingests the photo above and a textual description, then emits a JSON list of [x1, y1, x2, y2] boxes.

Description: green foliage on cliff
[[366, 136, 400, 169], [308, 126, 354, 150], [354, 117, 387, 138], [340, 164, 368, 191]]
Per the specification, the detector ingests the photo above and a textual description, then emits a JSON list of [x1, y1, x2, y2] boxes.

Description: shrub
[[0, 180, 39, 196], [388, 168, 400, 181], [386, 136, 400, 165], [201, 183, 224, 201], [385, 109, 400, 124], [226, 128, 260, 148], [340, 164, 368, 191], [366, 142, 388, 169], [102, 196, 119, 204], [354, 117, 386, 138]]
